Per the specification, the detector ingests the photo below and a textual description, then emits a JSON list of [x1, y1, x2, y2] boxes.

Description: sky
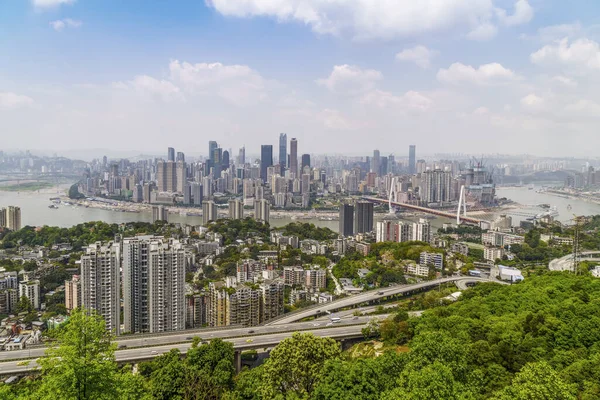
[[1, 0, 600, 158]]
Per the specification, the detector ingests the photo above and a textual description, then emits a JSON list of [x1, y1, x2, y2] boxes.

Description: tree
[[493, 361, 576, 400], [16, 296, 33, 314], [259, 332, 341, 398], [36, 308, 118, 400]]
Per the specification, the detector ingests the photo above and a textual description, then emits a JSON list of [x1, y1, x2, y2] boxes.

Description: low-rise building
[[484, 247, 505, 262], [498, 265, 524, 283], [406, 264, 429, 277], [420, 252, 444, 270]]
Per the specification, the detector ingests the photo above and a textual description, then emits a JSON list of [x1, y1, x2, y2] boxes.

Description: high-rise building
[[65, 275, 81, 311], [209, 141, 218, 164], [6, 206, 21, 231], [0, 208, 6, 228], [354, 201, 374, 234], [301, 174, 310, 195], [420, 169, 453, 204], [176, 161, 186, 192], [238, 146, 246, 165], [260, 145, 273, 182], [202, 200, 218, 225], [290, 138, 298, 178], [168, 147, 175, 162], [222, 150, 230, 170], [254, 199, 270, 222], [18, 280, 40, 310], [176, 151, 185, 162], [279, 133, 287, 172], [339, 203, 354, 237], [152, 205, 168, 222], [371, 150, 380, 176], [301, 154, 311, 170], [122, 236, 186, 333], [0, 271, 18, 315], [80, 242, 121, 334], [228, 199, 244, 220], [192, 182, 203, 206], [413, 218, 431, 243], [260, 281, 285, 323], [408, 145, 416, 174], [183, 184, 192, 205]]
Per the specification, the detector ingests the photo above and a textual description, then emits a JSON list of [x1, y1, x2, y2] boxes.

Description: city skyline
[[2, 1, 600, 156]]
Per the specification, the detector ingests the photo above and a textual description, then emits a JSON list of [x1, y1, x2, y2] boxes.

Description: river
[[1, 184, 599, 232]]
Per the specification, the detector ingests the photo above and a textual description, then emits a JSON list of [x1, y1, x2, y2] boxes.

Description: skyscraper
[[371, 150, 380, 176], [409, 145, 416, 175], [65, 275, 81, 311], [80, 242, 121, 334], [420, 169, 453, 204], [209, 141, 218, 162], [222, 150, 230, 170], [279, 133, 287, 172], [152, 205, 168, 222], [176, 151, 185, 162], [122, 236, 186, 333], [228, 199, 244, 220], [238, 146, 246, 165], [176, 161, 186, 192], [260, 145, 273, 183], [339, 203, 354, 237], [168, 147, 175, 162], [166, 161, 177, 192], [254, 199, 270, 222], [192, 182, 203, 206], [202, 201, 217, 225], [290, 138, 298, 178], [301, 154, 311, 170], [354, 201, 374, 234], [6, 206, 21, 231]]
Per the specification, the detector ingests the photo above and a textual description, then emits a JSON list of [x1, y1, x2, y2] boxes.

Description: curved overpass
[[549, 251, 600, 272], [268, 276, 504, 325]]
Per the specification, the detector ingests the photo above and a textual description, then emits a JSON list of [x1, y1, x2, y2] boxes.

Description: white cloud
[[0, 92, 34, 109], [531, 38, 600, 70], [473, 106, 490, 115], [395, 46, 438, 69], [535, 22, 582, 42], [466, 23, 498, 41], [207, 0, 527, 40], [437, 62, 517, 85], [361, 89, 432, 111], [168, 60, 268, 106], [520, 93, 544, 110], [496, 0, 533, 27], [50, 18, 82, 31], [563, 100, 600, 117], [33, 0, 75, 10], [319, 109, 362, 130], [551, 75, 577, 87], [113, 75, 182, 102], [316, 64, 382, 94]]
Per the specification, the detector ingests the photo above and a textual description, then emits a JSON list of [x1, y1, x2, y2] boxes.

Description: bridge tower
[[388, 177, 398, 214], [456, 185, 467, 225]]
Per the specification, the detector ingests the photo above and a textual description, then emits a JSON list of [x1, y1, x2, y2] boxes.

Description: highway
[[0, 323, 374, 376], [0, 315, 378, 363], [268, 276, 499, 325]]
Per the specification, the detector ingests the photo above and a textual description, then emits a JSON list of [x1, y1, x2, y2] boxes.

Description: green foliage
[[276, 222, 338, 241], [258, 332, 342, 398], [493, 361, 576, 400], [207, 218, 270, 245], [68, 183, 85, 199], [16, 295, 33, 313], [36, 308, 119, 400]]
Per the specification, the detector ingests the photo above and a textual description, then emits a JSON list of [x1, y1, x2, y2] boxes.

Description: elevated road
[[268, 276, 503, 325], [362, 196, 483, 225], [0, 322, 375, 376], [549, 251, 600, 272]]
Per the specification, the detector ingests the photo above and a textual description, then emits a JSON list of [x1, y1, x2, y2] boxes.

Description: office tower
[[371, 150, 381, 176], [380, 157, 388, 176], [122, 236, 186, 333], [238, 146, 246, 165], [260, 145, 273, 183], [420, 169, 453, 204], [183, 184, 192, 205], [176, 161, 186, 192], [290, 138, 298, 178], [152, 205, 168, 222], [279, 133, 287, 172], [176, 151, 185, 162], [413, 218, 431, 243], [254, 199, 270, 222], [301, 154, 311, 170], [222, 150, 230, 169], [168, 147, 175, 162], [388, 155, 396, 174], [409, 145, 416, 174], [18, 280, 40, 310], [6, 206, 21, 231], [202, 200, 217, 225], [192, 182, 203, 206], [209, 141, 218, 163], [339, 203, 354, 237], [65, 275, 81, 311], [354, 201, 374, 234], [156, 160, 167, 192], [80, 242, 121, 334], [212, 147, 223, 178], [301, 174, 310, 194], [228, 199, 244, 220]]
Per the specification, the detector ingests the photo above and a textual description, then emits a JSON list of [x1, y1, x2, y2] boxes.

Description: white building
[[498, 265, 524, 282], [484, 247, 505, 262], [420, 252, 444, 269], [406, 264, 429, 277], [18, 280, 40, 310]]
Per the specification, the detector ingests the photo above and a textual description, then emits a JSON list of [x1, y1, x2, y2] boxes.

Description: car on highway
[[313, 323, 320, 327], [246, 339, 253, 343], [376, 291, 384, 295], [185, 337, 193, 340], [118, 344, 127, 349], [151, 350, 158, 355], [248, 330, 255, 334]]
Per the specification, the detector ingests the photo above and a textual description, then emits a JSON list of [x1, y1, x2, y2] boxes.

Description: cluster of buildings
[[0, 206, 21, 231], [375, 217, 432, 244], [0, 270, 40, 315]]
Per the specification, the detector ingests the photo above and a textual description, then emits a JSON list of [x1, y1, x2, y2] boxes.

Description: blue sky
[[1, 0, 600, 158]]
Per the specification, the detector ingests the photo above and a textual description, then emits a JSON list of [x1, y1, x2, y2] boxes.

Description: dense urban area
[[0, 142, 599, 399]]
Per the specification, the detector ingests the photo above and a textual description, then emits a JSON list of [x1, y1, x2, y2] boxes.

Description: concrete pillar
[[234, 350, 242, 373]]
